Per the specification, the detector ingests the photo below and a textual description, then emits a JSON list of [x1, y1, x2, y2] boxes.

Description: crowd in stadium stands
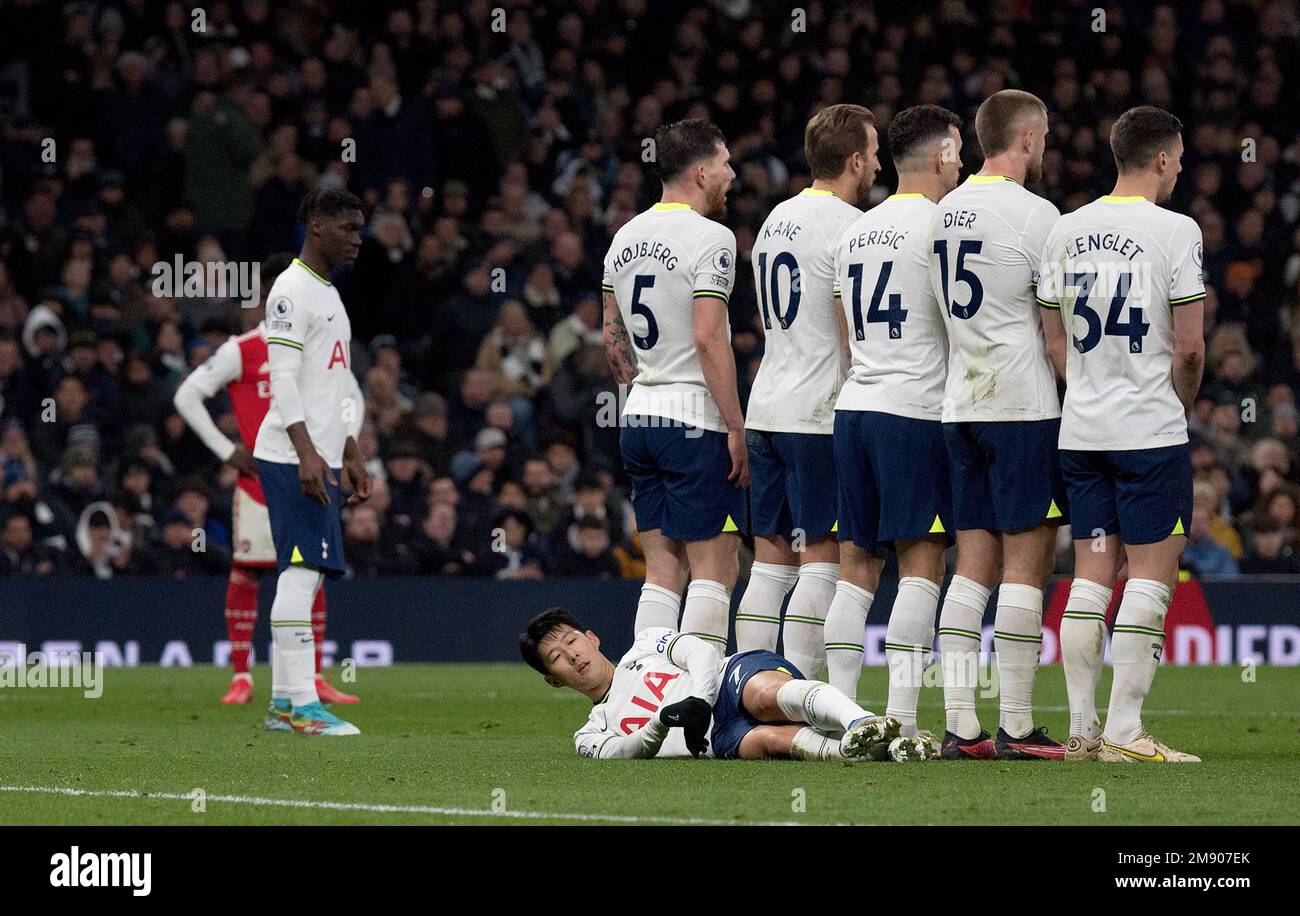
[[1, 0, 1298, 580]]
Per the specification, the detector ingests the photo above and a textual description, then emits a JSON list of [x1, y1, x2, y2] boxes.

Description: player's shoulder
[[1148, 203, 1200, 236], [687, 210, 736, 246], [822, 194, 867, 235], [607, 211, 646, 248]]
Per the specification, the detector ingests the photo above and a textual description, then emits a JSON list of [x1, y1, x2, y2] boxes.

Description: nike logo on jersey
[[327, 314, 335, 321]]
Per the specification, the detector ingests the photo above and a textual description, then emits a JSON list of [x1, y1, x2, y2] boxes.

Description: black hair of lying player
[[519, 607, 584, 675]]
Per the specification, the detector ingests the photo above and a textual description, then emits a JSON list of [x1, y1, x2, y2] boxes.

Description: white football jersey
[[602, 203, 737, 433], [574, 628, 724, 760], [833, 193, 948, 419], [253, 259, 357, 467], [747, 188, 862, 433], [1036, 196, 1205, 451], [929, 176, 1060, 422]]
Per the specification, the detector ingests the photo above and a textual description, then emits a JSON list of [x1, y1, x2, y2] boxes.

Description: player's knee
[[747, 671, 795, 721]]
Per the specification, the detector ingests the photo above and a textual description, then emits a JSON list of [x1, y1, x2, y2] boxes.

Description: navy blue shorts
[[1060, 444, 1192, 545], [943, 419, 1069, 533], [256, 458, 346, 577], [711, 650, 804, 760], [834, 411, 954, 554], [620, 418, 747, 542], [746, 429, 837, 539]]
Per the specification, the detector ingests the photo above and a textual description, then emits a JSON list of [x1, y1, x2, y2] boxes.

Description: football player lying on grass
[[519, 608, 939, 761]]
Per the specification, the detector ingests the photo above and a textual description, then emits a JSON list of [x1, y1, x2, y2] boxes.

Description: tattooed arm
[[602, 291, 639, 385]]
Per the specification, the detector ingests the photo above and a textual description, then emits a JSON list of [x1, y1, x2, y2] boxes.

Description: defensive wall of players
[[3, 576, 1298, 667]]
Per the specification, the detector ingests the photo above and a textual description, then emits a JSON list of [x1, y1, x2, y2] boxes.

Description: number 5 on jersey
[[630, 274, 659, 349]]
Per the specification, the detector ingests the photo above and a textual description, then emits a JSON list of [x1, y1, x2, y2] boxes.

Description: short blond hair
[[974, 90, 1047, 157]]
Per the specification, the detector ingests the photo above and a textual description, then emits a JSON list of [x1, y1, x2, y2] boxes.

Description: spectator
[[342, 503, 417, 577], [547, 293, 603, 366], [521, 456, 565, 536], [553, 515, 621, 578], [0, 510, 58, 575], [152, 508, 230, 578], [1192, 479, 1243, 559], [0, 262, 29, 332], [551, 468, 627, 557], [407, 501, 480, 576], [544, 436, 581, 498], [383, 440, 430, 534], [1239, 518, 1299, 575], [46, 444, 107, 545], [173, 476, 230, 551], [446, 367, 494, 449], [72, 502, 153, 578], [1182, 504, 1241, 578], [439, 264, 499, 377], [488, 507, 545, 581], [474, 300, 552, 435]]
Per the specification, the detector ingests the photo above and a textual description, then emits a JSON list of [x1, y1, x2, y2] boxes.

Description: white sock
[[1105, 578, 1172, 744], [634, 583, 681, 634], [885, 576, 941, 737], [1061, 578, 1113, 739], [994, 583, 1044, 738], [734, 562, 797, 652], [271, 565, 322, 708], [938, 575, 990, 739], [824, 580, 875, 699], [775, 678, 870, 732], [680, 579, 730, 655], [789, 726, 845, 761], [780, 562, 839, 679]]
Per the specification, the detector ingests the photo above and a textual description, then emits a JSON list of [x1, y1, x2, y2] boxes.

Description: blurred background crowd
[[1, 0, 1298, 580]]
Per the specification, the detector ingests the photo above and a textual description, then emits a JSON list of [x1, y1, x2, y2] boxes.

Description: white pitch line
[[0, 785, 830, 826]]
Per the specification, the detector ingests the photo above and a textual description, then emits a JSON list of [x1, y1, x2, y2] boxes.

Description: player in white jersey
[[1037, 107, 1205, 763], [174, 252, 363, 707], [602, 120, 746, 654], [927, 90, 1067, 760], [519, 608, 934, 762], [823, 106, 963, 747], [253, 187, 371, 737], [737, 104, 878, 679]]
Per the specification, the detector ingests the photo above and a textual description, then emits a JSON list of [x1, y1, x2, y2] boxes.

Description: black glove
[[658, 696, 712, 757]]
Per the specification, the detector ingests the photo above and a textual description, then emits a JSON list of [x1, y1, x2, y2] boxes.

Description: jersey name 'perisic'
[[834, 195, 947, 420]]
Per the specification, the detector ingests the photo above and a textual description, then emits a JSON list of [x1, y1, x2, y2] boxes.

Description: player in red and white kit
[[173, 253, 359, 706]]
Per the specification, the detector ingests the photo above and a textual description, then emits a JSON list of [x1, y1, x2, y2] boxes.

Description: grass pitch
[[1, 663, 1297, 825]]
